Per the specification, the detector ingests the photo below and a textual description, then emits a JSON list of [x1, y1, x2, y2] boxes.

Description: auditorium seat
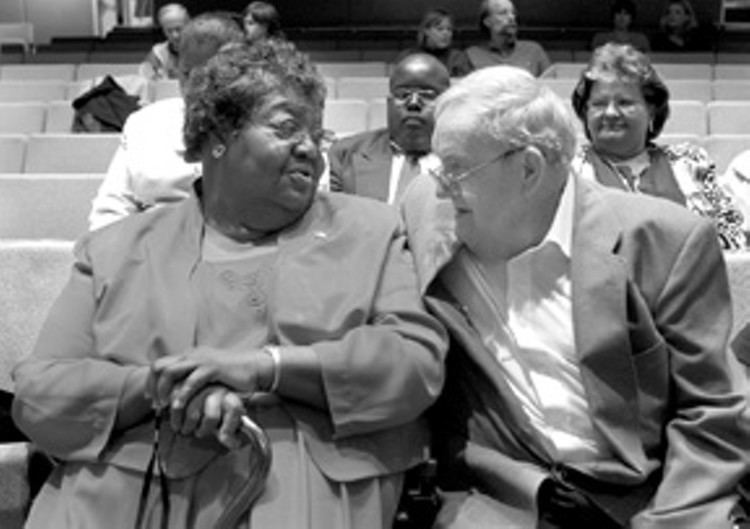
[[0, 174, 102, 239], [323, 76, 337, 98], [708, 101, 750, 134], [0, 135, 26, 173], [23, 134, 120, 173], [316, 61, 388, 78], [667, 80, 712, 103], [75, 63, 141, 80], [714, 64, 750, 80], [0, 103, 46, 134], [0, 238, 73, 529], [540, 78, 577, 101], [649, 52, 714, 64], [653, 63, 713, 80], [323, 98, 369, 138], [712, 80, 750, 101], [704, 134, 750, 174], [66, 79, 94, 100], [44, 101, 75, 133], [661, 100, 707, 136], [0, 64, 76, 82], [368, 98, 387, 130], [0, 81, 67, 103], [336, 76, 389, 100], [540, 62, 585, 79], [0, 22, 34, 55]]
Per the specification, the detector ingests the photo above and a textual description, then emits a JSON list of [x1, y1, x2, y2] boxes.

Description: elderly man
[[401, 65, 750, 528], [327, 53, 450, 204], [89, 12, 243, 230], [466, 0, 550, 76], [139, 3, 191, 80]]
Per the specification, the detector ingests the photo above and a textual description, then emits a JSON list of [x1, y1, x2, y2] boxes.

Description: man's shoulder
[[328, 129, 390, 157], [516, 39, 547, 54], [124, 98, 183, 129]]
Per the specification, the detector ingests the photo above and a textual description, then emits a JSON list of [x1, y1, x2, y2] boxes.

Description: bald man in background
[[139, 2, 191, 80], [327, 53, 450, 204]]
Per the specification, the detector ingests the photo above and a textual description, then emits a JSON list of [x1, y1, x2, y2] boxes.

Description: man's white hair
[[434, 65, 577, 164]]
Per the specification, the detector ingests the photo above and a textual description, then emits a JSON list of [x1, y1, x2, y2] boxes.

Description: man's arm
[[632, 219, 750, 528]]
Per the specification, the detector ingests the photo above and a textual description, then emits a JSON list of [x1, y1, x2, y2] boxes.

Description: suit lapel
[[352, 132, 392, 202], [571, 178, 645, 470]]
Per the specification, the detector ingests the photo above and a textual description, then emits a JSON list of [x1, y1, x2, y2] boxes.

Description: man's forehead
[[488, 0, 515, 13], [390, 59, 448, 91]]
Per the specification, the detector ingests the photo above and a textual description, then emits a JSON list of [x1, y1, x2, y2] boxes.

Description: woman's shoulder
[[316, 192, 400, 227]]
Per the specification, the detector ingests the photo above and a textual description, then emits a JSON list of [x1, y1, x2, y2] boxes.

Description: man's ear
[[521, 146, 545, 193]]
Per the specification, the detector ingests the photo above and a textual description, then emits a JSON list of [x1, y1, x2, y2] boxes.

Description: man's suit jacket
[[328, 128, 393, 202], [401, 173, 750, 528]]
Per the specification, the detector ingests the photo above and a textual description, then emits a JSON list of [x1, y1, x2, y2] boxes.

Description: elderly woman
[[396, 9, 472, 78], [571, 43, 746, 250], [12, 39, 446, 529], [242, 1, 283, 42]]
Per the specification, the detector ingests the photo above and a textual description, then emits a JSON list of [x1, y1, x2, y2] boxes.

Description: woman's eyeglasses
[[429, 146, 524, 196]]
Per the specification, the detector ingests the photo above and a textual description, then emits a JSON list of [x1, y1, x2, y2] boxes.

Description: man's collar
[[526, 172, 574, 259]]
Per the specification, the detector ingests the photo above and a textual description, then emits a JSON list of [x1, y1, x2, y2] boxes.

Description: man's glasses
[[429, 146, 524, 196], [390, 88, 440, 107]]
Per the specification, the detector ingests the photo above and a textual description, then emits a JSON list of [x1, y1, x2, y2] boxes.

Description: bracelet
[[262, 345, 281, 393]]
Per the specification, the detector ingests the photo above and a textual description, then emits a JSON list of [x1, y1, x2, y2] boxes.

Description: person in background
[[89, 13, 244, 231], [571, 43, 746, 250], [400, 63, 750, 529], [396, 9, 472, 78], [652, 0, 710, 51], [242, 1, 284, 43], [14, 39, 447, 529], [465, 0, 550, 77], [591, 0, 650, 53], [327, 53, 450, 204], [139, 3, 190, 80]]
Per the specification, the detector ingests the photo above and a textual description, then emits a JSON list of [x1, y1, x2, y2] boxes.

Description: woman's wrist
[[260, 345, 281, 392]]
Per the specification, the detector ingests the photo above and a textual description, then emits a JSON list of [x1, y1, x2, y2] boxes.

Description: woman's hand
[[166, 384, 247, 449], [147, 346, 273, 412]]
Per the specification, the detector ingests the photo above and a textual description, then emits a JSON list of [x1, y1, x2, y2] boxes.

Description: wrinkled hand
[[165, 384, 246, 449], [147, 346, 269, 414]]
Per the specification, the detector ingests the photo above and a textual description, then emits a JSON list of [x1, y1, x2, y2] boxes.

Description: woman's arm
[[12, 243, 152, 460]]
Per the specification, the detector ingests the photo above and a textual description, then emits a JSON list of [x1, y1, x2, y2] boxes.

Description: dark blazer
[[401, 173, 750, 528], [328, 128, 393, 202]]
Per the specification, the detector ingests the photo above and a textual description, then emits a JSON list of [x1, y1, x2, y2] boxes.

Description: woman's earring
[[211, 144, 226, 159], [648, 120, 655, 135]]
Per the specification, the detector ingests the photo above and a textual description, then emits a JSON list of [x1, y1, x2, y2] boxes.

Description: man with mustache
[[327, 53, 450, 205], [466, 0, 550, 77]]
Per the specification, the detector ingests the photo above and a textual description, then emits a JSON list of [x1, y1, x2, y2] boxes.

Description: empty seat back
[[23, 134, 120, 173], [0, 103, 46, 134], [0, 174, 102, 239], [336, 76, 390, 100], [0, 64, 76, 82], [0, 239, 74, 391], [0, 135, 27, 173]]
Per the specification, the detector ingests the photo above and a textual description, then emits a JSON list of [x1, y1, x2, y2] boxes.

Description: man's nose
[[405, 92, 424, 110]]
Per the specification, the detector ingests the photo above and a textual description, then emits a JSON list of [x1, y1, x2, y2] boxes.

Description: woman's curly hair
[[182, 39, 326, 162], [571, 42, 670, 143]]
